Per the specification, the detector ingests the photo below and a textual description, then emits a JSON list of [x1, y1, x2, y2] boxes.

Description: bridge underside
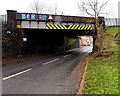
[[23, 28, 93, 36], [22, 29, 93, 54]]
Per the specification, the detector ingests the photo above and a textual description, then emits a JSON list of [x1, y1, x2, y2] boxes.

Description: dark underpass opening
[[22, 29, 93, 55]]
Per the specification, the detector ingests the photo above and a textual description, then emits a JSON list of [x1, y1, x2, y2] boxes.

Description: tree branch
[[98, 0, 110, 15], [81, 3, 94, 17]]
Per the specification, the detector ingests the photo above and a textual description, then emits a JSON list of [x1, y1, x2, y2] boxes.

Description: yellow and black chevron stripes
[[62, 25, 68, 29], [67, 25, 73, 29], [74, 25, 79, 29], [46, 24, 93, 30], [55, 24, 60, 29]]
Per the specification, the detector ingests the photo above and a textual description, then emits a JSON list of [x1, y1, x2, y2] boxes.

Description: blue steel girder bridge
[[6, 10, 105, 54]]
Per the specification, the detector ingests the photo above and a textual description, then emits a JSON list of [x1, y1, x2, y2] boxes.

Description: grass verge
[[83, 27, 119, 94]]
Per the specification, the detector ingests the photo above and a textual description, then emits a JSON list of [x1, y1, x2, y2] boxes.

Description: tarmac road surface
[[2, 46, 92, 94]]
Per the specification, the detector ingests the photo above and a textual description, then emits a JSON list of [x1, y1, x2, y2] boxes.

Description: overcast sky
[[0, 0, 119, 18]]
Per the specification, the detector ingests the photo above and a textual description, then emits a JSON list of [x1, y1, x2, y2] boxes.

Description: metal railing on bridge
[[105, 18, 120, 26], [0, 14, 7, 27]]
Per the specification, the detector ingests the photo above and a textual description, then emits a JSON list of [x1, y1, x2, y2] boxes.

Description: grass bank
[[83, 27, 119, 94]]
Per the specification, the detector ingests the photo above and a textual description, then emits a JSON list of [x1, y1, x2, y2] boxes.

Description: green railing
[[0, 14, 7, 27]]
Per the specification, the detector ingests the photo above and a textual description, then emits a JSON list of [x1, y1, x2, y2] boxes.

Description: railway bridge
[[4, 10, 105, 56]]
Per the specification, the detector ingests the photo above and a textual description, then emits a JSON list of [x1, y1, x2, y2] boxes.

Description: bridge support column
[[7, 10, 17, 30]]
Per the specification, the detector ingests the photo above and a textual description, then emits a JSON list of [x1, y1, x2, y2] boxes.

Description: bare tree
[[46, 2, 61, 15], [29, 1, 46, 14], [29, 1, 61, 15], [53, 2, 61, 15], [77, 0, 109, 53]]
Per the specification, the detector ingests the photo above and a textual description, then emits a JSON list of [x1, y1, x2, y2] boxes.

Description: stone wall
[[2, 28, 24, 58]]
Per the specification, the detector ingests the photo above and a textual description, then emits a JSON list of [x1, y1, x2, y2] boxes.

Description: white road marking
[[43, 58, 60, 66], [63, 54, 71, 58], [3, 68, 32, 81], [82, 50, 87, 52]]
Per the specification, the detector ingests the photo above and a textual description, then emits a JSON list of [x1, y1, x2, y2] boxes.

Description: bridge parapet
[[6, 10, 96, 31]]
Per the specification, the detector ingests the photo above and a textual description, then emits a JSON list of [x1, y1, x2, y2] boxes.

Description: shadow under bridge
[[22, 28, 93, 54]]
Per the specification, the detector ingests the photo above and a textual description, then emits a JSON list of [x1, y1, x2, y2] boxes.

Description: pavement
[[2, 46, 92, 94]]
